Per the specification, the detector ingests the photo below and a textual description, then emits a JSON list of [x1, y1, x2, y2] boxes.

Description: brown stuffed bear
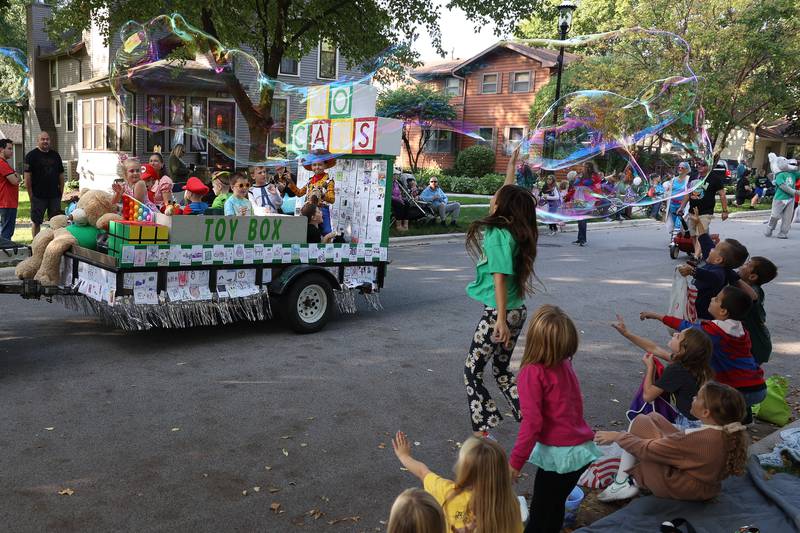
[[16, 190, 121, 286]]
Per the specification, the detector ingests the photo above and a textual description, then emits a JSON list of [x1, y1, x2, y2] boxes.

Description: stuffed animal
[[765, 153, 799, 239], [16, 189, 121, 285]]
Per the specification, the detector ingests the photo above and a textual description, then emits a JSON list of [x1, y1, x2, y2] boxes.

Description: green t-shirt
[[773, 171, 798, 201], [211, 192, 231, 209], [741, 284, 771, 365], [465, 226, 523, 309]]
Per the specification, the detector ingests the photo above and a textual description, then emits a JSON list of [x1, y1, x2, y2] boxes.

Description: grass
[[16, 189, 30, 221], [448, 194, 491, 205], [389, 207, 489, 238]]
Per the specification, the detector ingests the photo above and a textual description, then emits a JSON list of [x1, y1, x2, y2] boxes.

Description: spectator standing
[[0, 139, 20, 240], [168, 143, 190, 182], [24, 132, 64, 238], [421, 177, 460, 226]]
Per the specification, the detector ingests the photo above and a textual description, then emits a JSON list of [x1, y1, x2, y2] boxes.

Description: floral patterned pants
[[464, 306, 527, 432]]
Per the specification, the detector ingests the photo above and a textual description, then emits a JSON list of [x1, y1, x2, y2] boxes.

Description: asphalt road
[[1, 217, 798, 532]]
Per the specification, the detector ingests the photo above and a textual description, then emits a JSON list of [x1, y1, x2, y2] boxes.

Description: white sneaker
[[597, 479, 639, 502], [764, 227, 773, 237]]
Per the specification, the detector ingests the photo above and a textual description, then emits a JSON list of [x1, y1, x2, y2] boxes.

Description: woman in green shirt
[[463, 145, 540, 437]]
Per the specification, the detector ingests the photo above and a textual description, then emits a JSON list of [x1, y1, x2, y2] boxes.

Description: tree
[[46, 0, 547, 163], [0, 0, 27, 123], [517, 0, 800, 160], [376, 85, 456, 173]]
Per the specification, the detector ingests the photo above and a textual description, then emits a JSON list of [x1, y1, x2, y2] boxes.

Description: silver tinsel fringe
[[333, 288, 382, 314], [55, 290, 272, 331]]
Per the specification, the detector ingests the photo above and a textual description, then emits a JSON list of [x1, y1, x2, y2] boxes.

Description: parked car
[[713, 159, 740, 185]]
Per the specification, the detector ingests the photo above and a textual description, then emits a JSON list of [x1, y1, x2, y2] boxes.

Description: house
[[0, 124, 23, 172], [22, 2, 367, 191], [401, 42, 576, 175], [720, 118, 800, 171]]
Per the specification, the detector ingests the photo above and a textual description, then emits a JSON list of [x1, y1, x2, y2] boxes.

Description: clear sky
[[413, 4, 509, 63]]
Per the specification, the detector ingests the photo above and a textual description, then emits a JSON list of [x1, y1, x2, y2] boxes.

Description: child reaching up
[[641, 285, 766, 421], [392, 431, 522, 533], [509, 305, 601, 533], [738, 257, 778, 365], [387, 488, 446, 533], [612, 315, 713, 429], [595, 382, 749, 502]]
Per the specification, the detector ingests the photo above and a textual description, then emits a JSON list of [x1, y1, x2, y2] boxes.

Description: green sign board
[[168, 215, 307, 245]]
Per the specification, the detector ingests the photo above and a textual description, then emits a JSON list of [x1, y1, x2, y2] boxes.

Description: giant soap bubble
[[0, 47, 29, 103], [512, 28, 712, 223]]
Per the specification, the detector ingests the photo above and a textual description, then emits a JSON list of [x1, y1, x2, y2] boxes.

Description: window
[[444, 77, 462, 97], [81, 100, 92, 150], [49, 61, 58, 89], [79, 96, 133, 152], [106, 98, 118, 150], [279, 57, 300, 76], [52, 97, 62, 127], [146, 95, 166, 152], [505, 127, 526, 155], [65, 98, 75, 132], [93, 99, 105, 150], [481, 73, 498, 94], [477, 127, 495, 149], [318, 41, 337, 80], [169, 96, 186, 150], [268, 98, 288, 157], [512, 71, 531, 93], [425, 129, 453, 154], [188, 97, 207, 152]]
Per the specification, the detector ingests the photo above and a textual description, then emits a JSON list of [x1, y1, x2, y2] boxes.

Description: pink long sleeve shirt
[[509, 359, 596, 471]]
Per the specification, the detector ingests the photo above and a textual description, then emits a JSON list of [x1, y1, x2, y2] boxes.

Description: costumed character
[[764, 153, 798, 239], [180, 177, 210, 215], [16, 190, 121, 285], [289, 147, 336, 234]]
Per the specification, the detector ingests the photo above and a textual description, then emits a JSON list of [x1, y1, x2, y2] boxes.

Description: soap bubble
[[511, 28, 712, 222], [0, 47, 29, 103]]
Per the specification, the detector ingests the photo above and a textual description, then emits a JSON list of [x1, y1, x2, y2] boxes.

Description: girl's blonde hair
[[444, 437, 520, 532], [387, 488, 446, 533], [699, 382, 749, 477], [521, 304, 578, 368], [118, 157, 140, 179]]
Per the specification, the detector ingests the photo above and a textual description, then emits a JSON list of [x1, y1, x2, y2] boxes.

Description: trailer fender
[[269, 265, 341, 296]]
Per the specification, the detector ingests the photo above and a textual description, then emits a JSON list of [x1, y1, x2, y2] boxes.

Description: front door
[[208, 100, 236, 171]]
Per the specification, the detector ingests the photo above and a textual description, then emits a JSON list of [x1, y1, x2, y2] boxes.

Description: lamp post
[[552, 1, 576, 125]]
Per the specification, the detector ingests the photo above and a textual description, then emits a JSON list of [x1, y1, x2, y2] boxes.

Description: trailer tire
[[280, 273, 334, 333]]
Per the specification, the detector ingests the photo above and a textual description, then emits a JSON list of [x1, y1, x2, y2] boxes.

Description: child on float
[[392, 430, 522, 532], [464, 145, 539, 438], [210, 171, 231, 210], [248, 165, 283, 214], [147, 153, 174, 207], [112, 158, 149, 206], [611, 314, 713, 429], [509, 305, 601, 533], [288, 149, 336, 233], [300, 200, 337, 244], [180, 177, 210, 215], [387, 488, 446, 533], [224, 173, 254, 216], [595, 381, 749, 502], [737, 257, 778, 365]]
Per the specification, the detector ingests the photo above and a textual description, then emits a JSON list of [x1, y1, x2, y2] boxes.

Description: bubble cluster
[[0, 47, 29, 104], [512, 28, 712, 222]]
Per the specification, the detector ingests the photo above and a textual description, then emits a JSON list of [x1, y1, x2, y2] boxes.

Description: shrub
[[475, 173, 505, 195], [455, 145, 496, 177]]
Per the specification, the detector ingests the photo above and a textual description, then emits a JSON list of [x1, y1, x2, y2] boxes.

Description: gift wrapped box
[[107, 220, 169, 258]]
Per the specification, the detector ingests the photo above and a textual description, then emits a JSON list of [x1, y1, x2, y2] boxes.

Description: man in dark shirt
[[24, 131, 64, 237], [679, 160, 728, 258]]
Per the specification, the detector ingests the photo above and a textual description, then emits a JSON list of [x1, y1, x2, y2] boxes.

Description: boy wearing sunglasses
[[224, 172, 254, 216]]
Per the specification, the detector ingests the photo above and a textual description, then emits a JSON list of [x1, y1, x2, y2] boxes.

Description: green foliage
[[454, 145, 495, 177], [0, 0, 27, 123]]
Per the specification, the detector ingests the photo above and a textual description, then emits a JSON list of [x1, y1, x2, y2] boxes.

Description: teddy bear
[[16, 189, 122, 285], [765, 152, 798, 239]]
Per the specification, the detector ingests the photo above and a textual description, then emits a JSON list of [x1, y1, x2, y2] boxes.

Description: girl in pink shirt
[[509, 305, 601, 533]]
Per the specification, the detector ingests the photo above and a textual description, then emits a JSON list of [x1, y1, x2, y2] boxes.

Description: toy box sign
[[169, 215, 306, 245]]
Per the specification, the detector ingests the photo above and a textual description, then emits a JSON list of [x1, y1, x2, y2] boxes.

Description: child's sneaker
[[597, 478, 639, 502]]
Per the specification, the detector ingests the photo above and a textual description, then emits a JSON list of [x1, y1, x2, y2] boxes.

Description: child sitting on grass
[[387, 488, 446, 533], [677, 208, 753, 320], [224, 173, 254, 216], [611, 314, 713, 429], [392, 431, 522, 533], [595, 381, 749, 502], [738, 256, 778, 365], [642, 285, 766, 422]]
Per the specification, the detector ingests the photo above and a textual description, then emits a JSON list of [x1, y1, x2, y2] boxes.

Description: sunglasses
[[430, 180, 438, 184], [235, 183, 250, 189]]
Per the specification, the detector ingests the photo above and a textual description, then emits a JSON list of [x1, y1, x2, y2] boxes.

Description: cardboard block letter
[[306, 86, 329, 119], [310, 120, 331, 150], [329, 119, 354, 153], [329, 84, 353, 118], [352, 117, 377, 154]]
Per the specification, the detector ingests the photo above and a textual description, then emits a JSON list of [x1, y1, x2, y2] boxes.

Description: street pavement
[[0, 217, 797, 532]]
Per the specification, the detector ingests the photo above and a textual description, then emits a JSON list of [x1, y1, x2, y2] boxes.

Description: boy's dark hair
[[719, 286, 752, 320], [750, 256, 778, 285], [0, 139, 12, 149], [231, 171, 249, 184], [720, 238, 748, 268]]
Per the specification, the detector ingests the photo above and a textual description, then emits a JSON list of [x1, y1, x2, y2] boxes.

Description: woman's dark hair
[[150, 152, 164, 163], [466, 184, 539, 298], [673, 328, 713, 386]]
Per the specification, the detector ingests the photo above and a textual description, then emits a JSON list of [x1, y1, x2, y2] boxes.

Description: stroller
[[394, 176, 437, 225], [669, 214, 719, 259]]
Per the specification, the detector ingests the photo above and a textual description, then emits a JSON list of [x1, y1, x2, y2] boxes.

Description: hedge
[[455, 145, 496, 177]]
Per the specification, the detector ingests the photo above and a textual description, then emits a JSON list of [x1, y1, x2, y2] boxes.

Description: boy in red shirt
[[0, 139, 20, 240]]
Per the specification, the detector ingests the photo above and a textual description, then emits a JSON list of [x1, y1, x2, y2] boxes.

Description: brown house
[[401, 42, 576, 175]]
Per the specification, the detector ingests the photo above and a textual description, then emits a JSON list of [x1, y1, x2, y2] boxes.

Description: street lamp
[[552, 1, 576, 123]]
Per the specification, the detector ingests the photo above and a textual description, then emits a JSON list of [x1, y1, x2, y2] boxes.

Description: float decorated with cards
[[3, 14, 405, 333]]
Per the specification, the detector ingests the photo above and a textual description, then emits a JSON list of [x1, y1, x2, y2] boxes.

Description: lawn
[[447, 194, 491, 206], [16, 189, 30, 221]]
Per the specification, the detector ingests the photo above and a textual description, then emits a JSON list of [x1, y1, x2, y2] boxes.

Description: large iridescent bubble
[[110, 14, 408, 167], [0, 47, 29, 103], [512, 28, 712, 222]]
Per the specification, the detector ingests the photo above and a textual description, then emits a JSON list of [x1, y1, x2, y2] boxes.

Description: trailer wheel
[[280, 273, 334, 333], [669, 244, 680, 259]]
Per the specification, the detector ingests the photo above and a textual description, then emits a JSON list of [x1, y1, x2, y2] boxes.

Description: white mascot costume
[[765, 153, 798, 239]]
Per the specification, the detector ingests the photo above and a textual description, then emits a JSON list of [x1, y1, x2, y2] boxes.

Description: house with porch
[[401, 42, 576, 175], [22, 2, 367, 191]]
